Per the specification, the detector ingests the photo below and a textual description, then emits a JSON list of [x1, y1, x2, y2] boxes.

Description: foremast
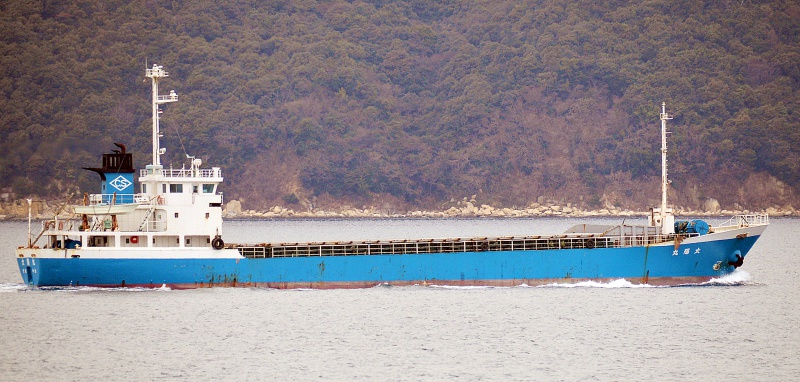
[[650, 102, 675, 234]]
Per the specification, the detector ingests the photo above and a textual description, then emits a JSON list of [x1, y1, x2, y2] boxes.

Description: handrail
[[139, 168, 222, 178], [236, 232, 694, 259], [157, 94, 178, 102], [720, 214, 769, 228], [138, 220, 167, 232], [87, 193, 149, 205]]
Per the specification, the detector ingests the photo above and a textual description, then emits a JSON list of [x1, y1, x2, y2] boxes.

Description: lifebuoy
[[211, 236, 224, 250], [585, 238, 595, 249], [130, 236, 139, 244], [480, 242, 489, 251], [157, 195, 164, 205], [58, 221, 64, 230]]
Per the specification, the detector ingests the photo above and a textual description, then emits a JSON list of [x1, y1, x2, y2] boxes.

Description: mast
[[660, 102, 672, 217], [648, 101, 676, 233], [27, 199, 32, 248], [144, 65, 178, 167]]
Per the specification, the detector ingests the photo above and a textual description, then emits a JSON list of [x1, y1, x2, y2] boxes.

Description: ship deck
[[234, 231, 690, 259]]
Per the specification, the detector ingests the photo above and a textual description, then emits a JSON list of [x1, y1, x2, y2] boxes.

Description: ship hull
[[16, 226, 764, 289]]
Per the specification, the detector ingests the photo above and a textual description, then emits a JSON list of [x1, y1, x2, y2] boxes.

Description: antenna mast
[[660, 102, 672, 216], [649, 102, 675, 233], [145, 65, 178, 166]]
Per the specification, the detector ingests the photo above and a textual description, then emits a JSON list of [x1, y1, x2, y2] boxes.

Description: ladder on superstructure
[[138, 201, 157, 232]]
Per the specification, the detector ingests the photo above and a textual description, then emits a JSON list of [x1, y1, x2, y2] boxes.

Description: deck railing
[[721, 214, 770, 228], [139, 168, 221, 178], [236, 232, 693, 259], [137, 219, 167, 232], [87, 193, 150, 205]]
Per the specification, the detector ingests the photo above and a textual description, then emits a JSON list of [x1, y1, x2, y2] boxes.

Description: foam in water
[[426, 279, 652, 289], [0, 283, 29, 292], [536, 279, 656, 289], [1, 270, 755, 292], [26, 284, 176, 293], [428, 284, 508, 290], [530, 269, 755, 288], [700, 268, 752, 286]]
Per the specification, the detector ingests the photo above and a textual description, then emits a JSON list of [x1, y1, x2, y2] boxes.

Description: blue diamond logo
[[109, 175, 132, 191]]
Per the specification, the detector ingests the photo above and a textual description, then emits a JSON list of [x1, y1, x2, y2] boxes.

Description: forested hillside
[[2, 0, 799, 212]]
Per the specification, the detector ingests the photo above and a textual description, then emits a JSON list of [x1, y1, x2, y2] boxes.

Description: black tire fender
[[211, 236, 224, 250]]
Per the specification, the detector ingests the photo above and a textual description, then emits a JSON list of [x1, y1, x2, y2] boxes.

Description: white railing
[[88, 193, 150, 205], [139, 220, 167, 232], [139, 168, 221, 178], [157, 93, 178, 102], [721, 214, 770, 228]]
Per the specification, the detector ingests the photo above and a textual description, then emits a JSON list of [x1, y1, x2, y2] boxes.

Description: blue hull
[[18, 234, 761, 288]]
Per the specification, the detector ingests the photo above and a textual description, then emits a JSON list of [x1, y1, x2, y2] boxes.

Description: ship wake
[[534, 279, 654, 289], [698, 269, 753, 286]]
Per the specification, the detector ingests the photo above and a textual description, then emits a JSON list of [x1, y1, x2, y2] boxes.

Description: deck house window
[[169, 184, 183, 193], [202, 184, 215, 193]]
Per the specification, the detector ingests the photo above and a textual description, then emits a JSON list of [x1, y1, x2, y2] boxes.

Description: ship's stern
[[15, 248, 80, 287], [16, 253, 39, 286]]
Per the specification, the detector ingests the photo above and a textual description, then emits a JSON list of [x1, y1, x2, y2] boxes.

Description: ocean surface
[[1, 217, 798, 381]]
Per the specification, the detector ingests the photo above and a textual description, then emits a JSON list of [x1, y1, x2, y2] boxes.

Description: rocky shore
[[1, 198, 795, 221], [220, 199, 795, 220]]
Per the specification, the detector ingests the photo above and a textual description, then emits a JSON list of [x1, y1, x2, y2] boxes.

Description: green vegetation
[[1, 0, 798, 211]]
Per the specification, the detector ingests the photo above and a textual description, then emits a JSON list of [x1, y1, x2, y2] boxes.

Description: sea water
[[0, 217, 798, 381]]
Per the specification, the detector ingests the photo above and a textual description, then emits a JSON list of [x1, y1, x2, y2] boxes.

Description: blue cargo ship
[[15, 65, 768, 288]]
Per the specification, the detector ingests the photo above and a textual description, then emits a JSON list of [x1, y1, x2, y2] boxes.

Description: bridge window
[[169, 184, 183, 193], [202, 184, 215, 193]]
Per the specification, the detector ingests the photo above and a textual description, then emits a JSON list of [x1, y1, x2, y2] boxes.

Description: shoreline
[[222, 208, 791, 220], [221, 200, 794, 220], [1, 200, 794, 222]]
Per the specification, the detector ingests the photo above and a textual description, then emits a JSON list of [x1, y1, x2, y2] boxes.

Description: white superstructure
[[24, 65, 227, 253]]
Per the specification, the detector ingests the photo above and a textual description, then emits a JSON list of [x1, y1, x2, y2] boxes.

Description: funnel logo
[[109, 175, 132, 191]]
